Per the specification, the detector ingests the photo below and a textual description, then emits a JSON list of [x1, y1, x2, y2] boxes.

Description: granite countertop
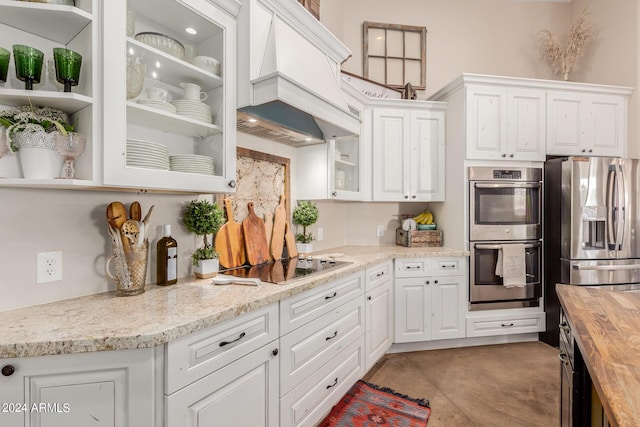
[[0, 245, 468, 359], [556, 284, 640, 427]]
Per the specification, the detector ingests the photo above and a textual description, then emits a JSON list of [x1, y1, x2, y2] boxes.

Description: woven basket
[[396, 228, 443, 247]]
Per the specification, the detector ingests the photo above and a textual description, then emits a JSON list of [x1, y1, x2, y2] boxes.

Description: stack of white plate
[[171, 99, 212, 123], [137, 99, 177, 114], [169, 154, 215, 175], [126, 140, 170, 170]]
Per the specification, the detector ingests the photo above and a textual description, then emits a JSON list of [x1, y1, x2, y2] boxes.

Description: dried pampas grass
[[538, 9, 594, 80]]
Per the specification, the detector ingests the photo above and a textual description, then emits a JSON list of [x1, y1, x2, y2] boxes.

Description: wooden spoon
[[130, 201, 142, 221], [106, 201, 127, 229]]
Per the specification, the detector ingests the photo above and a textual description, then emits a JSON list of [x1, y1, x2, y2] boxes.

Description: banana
[[413, 211, 434, 225]]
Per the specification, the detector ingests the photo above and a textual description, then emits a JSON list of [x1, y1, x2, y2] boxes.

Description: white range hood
[[237, 0, 360, 146]]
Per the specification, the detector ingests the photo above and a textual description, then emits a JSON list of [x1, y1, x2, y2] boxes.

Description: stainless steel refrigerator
[[542, 156, 640, 346]]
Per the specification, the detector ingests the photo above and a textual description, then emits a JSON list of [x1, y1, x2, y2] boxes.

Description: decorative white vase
[[296, 242, 313, 255], [194, 258, 219, 279], [14, 130, 62, 179], [0, 127, 22, 178]]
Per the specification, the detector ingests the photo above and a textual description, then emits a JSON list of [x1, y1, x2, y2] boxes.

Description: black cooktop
[[220, 256, 352, 284]]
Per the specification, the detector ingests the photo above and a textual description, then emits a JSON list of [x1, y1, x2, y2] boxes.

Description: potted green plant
[[0, 105, 73, 179], [182, 199, 225, 278], [292, 200, 319, 254]]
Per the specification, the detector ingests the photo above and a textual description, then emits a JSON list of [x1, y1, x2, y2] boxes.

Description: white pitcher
[[180, 82, 207, 102]]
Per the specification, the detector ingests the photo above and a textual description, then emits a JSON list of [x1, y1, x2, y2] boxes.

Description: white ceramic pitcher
[[180, 82, 207, 102]]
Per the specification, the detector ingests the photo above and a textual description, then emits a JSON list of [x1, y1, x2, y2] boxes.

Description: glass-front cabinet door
[[102, 0, 239, 192], [330, 135, 362, 198]]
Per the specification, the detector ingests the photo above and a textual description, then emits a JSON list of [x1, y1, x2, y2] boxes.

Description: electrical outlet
[[376, 225, 385, 237], [37, 251, 62, 284], [316, 227, 323, 241]]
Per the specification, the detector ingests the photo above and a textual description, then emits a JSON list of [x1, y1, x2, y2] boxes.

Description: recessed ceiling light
[[128, 47, 135, 55], [185, 27, 197, 35], [151, 71, 158, 79], [155, 61, 161, 68], [248, 118, 258, 123]]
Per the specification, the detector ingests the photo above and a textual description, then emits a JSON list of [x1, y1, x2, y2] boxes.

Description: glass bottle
[[157, 224, 178, 285]]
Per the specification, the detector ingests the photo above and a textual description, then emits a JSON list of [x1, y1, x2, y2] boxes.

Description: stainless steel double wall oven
[[468, 166, 543, 310]]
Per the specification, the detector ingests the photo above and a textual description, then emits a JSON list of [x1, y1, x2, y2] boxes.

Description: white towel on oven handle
[[495, 244, 526, 288]]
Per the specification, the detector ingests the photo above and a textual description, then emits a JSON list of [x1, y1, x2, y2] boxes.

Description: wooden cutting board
[[284, 221, 298, 258], [270, 194, 286, 260], [214, 198, 246, 268], [264, 212, 274, 260], [271, 259, 284, 283], [242, 202, 269, 266]]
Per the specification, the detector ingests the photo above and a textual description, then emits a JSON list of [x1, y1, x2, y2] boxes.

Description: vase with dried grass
[[538, 9, 594, 81]]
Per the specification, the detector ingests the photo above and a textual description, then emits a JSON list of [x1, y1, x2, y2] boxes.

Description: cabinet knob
[[425, 280, 430, 285], [434, 280, 438, 284], [581, 149, 586, 153], [272, 348, 279, 356], [501, 154, 507, 158], [332, 191, 337, 197], [228, 180, 237, 188], [367, 295, 372, 301], [1, 365, 15, 377], [588, 149, 593, 153], [509, 154, 514, 158], [411, 195, 416, 199], [404, 195, 409, 199]]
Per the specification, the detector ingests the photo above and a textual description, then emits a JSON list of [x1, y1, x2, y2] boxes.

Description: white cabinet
[[394, 257, 466, 343], [165, 343, 279, 427], [0, 348, 158, 427], [279, 271, 365, 426], [101, 0, 239, 192], [0, 0, 99, 187], [546, 91, 628, 157], [165, 303, 279, 426], [365, 261, 393, 370], [372, 104, 446, 202], [466, 309, 545, 337], [295, 135, 366, 201], [466, 85, 545, 161]]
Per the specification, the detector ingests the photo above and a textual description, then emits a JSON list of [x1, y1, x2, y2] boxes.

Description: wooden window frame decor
[[363, 21, 427, 90]]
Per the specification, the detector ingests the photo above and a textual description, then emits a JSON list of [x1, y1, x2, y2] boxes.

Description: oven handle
[[474, 243, 540, 250], [572, 264, 640, 271], [473, 182, 541, 189]]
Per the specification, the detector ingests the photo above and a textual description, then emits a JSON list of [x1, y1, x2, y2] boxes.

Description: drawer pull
[[441, 264, 456, 269], [325, 292, 337, 300], [501, 323, 515, 327], [325, 330, 338, 341], [326, 377, 338, 389], [405, 266, 421, 270], [219, 332, 246, 347], [558, 352, 569, 363], [376, 271, 385, 277], [1, 365, 15, 377]]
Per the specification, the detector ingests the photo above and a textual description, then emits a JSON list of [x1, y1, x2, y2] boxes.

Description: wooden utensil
[[284, 221, 298, 258], [214, 198, 246, 269], [130, 201, 142, 221], [120, 219, 140, 253], [106, 201, 127, 230], [264, 212, 274, 260], [271, 194, 286, 260], [285, 257, 297, 280], [242, 202, 270, 266]]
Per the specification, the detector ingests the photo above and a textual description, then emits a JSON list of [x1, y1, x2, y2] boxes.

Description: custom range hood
[[237, 0, 360, 146]]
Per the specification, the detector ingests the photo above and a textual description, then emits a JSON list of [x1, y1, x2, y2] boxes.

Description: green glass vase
[[13, 45, 44, 90], [53, 48, 82, 93]]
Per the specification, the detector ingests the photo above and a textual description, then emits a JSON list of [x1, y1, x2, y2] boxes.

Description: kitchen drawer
[[280, 337, 365, 427], [365, 261, 393, 291], [466, 311, 545, 337], [280, 296, 364, 396], [280, 271, 364, 335], [165, 303, 279, 394], [432, 257, 466, 276], [395, 258, 429, 277]]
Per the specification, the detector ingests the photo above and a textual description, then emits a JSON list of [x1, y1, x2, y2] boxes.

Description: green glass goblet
[[53, 48, 82, 93], [0, 47, 10, 83], [13, 45, 44, 90]]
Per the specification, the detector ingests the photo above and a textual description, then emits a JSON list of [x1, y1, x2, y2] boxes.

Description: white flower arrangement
[[0, 105, 72, 152]]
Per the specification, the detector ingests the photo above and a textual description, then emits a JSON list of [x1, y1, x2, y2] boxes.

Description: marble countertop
[[0, 245, 468, 359], [556, 284, 640, 427]]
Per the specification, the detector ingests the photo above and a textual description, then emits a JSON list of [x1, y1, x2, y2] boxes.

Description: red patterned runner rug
[[318, 380, 431, 427]]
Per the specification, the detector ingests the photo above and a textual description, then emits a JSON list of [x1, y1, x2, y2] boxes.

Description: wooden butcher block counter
[[556, 284, 640, 427]]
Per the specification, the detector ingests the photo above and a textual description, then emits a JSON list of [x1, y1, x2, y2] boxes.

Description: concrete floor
[[364, 341, 560, 427]]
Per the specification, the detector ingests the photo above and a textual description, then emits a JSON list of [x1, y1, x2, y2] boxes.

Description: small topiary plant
[[182, 200, 225, 265], [292, 200, 319, 244]]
